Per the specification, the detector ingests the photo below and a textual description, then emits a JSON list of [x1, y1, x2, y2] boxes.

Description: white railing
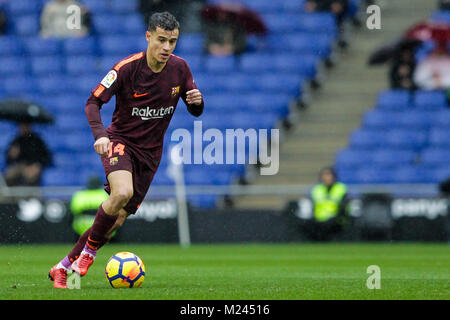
[[0, 183, 440, 201]]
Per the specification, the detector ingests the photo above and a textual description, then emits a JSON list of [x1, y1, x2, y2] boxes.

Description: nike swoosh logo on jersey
[[133, 92, 149, 98]]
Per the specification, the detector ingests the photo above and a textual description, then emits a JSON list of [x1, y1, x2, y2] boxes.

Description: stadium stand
[[0, 0, 346, 207], [335, 6, 450, 185]]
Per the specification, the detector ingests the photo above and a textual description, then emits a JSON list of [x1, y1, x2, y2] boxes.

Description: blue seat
[[14, 15, 40, 36], [23, 38, 61, 56], [397, 111, 433, 129], [31, 56, 64, 75], [205, 56, 236, 73], [55, 114, 87, 132], [150, 170, 174, 186], [266, 33, 331, 57], [110, 0, 138, 13], [63, 37, 97, 56], [81, 0, 111, 12], [65, 133, 92, 151], [181, 54, 204, 73], [262, 13, 302, 33], [187, 195, 218, 208], [36, 75, 72, 94], [432, 110, 450, 128], [430, 11, 450, 24], [242, 0, 285, 13], [256, 73, 304, 96], [363, 110, 431, 129], [53, 152, 83, 170], [72, 74, 101, 94], [99, 55, 125, 73], [8, 0, 42, 14], [385, 130, 427, 150], [99, 35, 142, 55], [175, 34, 204, 54], [429, 128, 450, 147], [122, 14, 146, 34], [336, 169, 359, 184], [413, 90, 447, 109], [0, 57, 28, 75], [230, 112, 275, 129], [240, 53, 273, 73], [2, 76, 38, 95], [355, 167, 393, 184], [207, 93, 241, 109], [421, 148, 450, 166], [335, 149, 374, 170], [371, 149, 416, 167], [298, 13, 336, 34], [66, 56, 98, 74], [219, 73, 256, 93], [273, 54, 317, 77], [390, 166, 434, 184], [0, 36, 23, 56], [242, 93, 290, 116], [363, 110, 392, 128], [433, 166, 450, 183], [49, 94, 87, 114], [191, 73, 222, 94], [244, 0, 305, 12], [92, 14, 126, 34], [349, 129, 387, 149], [42, 168, 81, 186], [376, 90, 411, 110]]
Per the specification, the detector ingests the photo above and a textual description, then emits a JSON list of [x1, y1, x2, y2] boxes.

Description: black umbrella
[[368, 38, 422, 65], [0, 100, 54, 124], [201, 3, 268, 34]]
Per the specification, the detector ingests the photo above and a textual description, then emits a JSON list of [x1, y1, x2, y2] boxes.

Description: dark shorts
[[101, 139, 156, 215]]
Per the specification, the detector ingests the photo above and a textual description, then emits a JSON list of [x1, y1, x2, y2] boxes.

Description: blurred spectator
[[201, 2, 267, 56], [4, 123, 52, 186], [70, 176, 109, 238], [413, 44, 450, 90], [139, 0, 185, 26], [40, 0, 90, 38], [0, 6, 7, 35], [389, 46, 417, 90], [305, 0, 349, 47], [140, 0, 205, 33], [204, 12, 247, 56], [300, 167, 349, 241], [438, 0, 450, 10]]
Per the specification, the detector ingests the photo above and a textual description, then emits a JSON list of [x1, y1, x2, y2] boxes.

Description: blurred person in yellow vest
[[304, 167, 349, 241], [70, 176, 109, 238]]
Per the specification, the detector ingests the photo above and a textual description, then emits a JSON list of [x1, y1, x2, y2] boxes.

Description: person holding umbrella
[[4, 122, 52, 186], [0, 100, 54, 187], [201, 2, 267, 56]]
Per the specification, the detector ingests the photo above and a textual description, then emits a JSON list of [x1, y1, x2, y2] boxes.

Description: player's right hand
[[94, 137, 111, 157]]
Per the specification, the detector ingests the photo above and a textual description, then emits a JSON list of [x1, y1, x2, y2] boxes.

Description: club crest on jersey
[[110, 156, 118, 166], [171, 86, 180, 97], [101, 70, 117, 88], [131, 106, 175, 120]]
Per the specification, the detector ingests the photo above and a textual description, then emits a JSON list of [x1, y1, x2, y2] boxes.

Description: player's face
[[146, 27, 179, 64]]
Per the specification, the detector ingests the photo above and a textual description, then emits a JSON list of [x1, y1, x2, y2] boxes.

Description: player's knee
[[111, 188, 133, 208]]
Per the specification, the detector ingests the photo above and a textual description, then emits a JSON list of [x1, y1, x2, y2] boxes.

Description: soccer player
[[49, 12, 204, 288]]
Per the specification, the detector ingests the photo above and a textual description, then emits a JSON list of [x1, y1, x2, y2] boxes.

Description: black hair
[[148, 12, 180, 32], [319, 167, 337, 180]]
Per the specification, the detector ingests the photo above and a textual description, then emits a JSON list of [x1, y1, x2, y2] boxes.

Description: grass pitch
[[0, 243, 449, 300]]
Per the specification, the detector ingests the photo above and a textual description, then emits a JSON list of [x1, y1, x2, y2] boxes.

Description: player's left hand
[[186, 89, 203, 105]]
